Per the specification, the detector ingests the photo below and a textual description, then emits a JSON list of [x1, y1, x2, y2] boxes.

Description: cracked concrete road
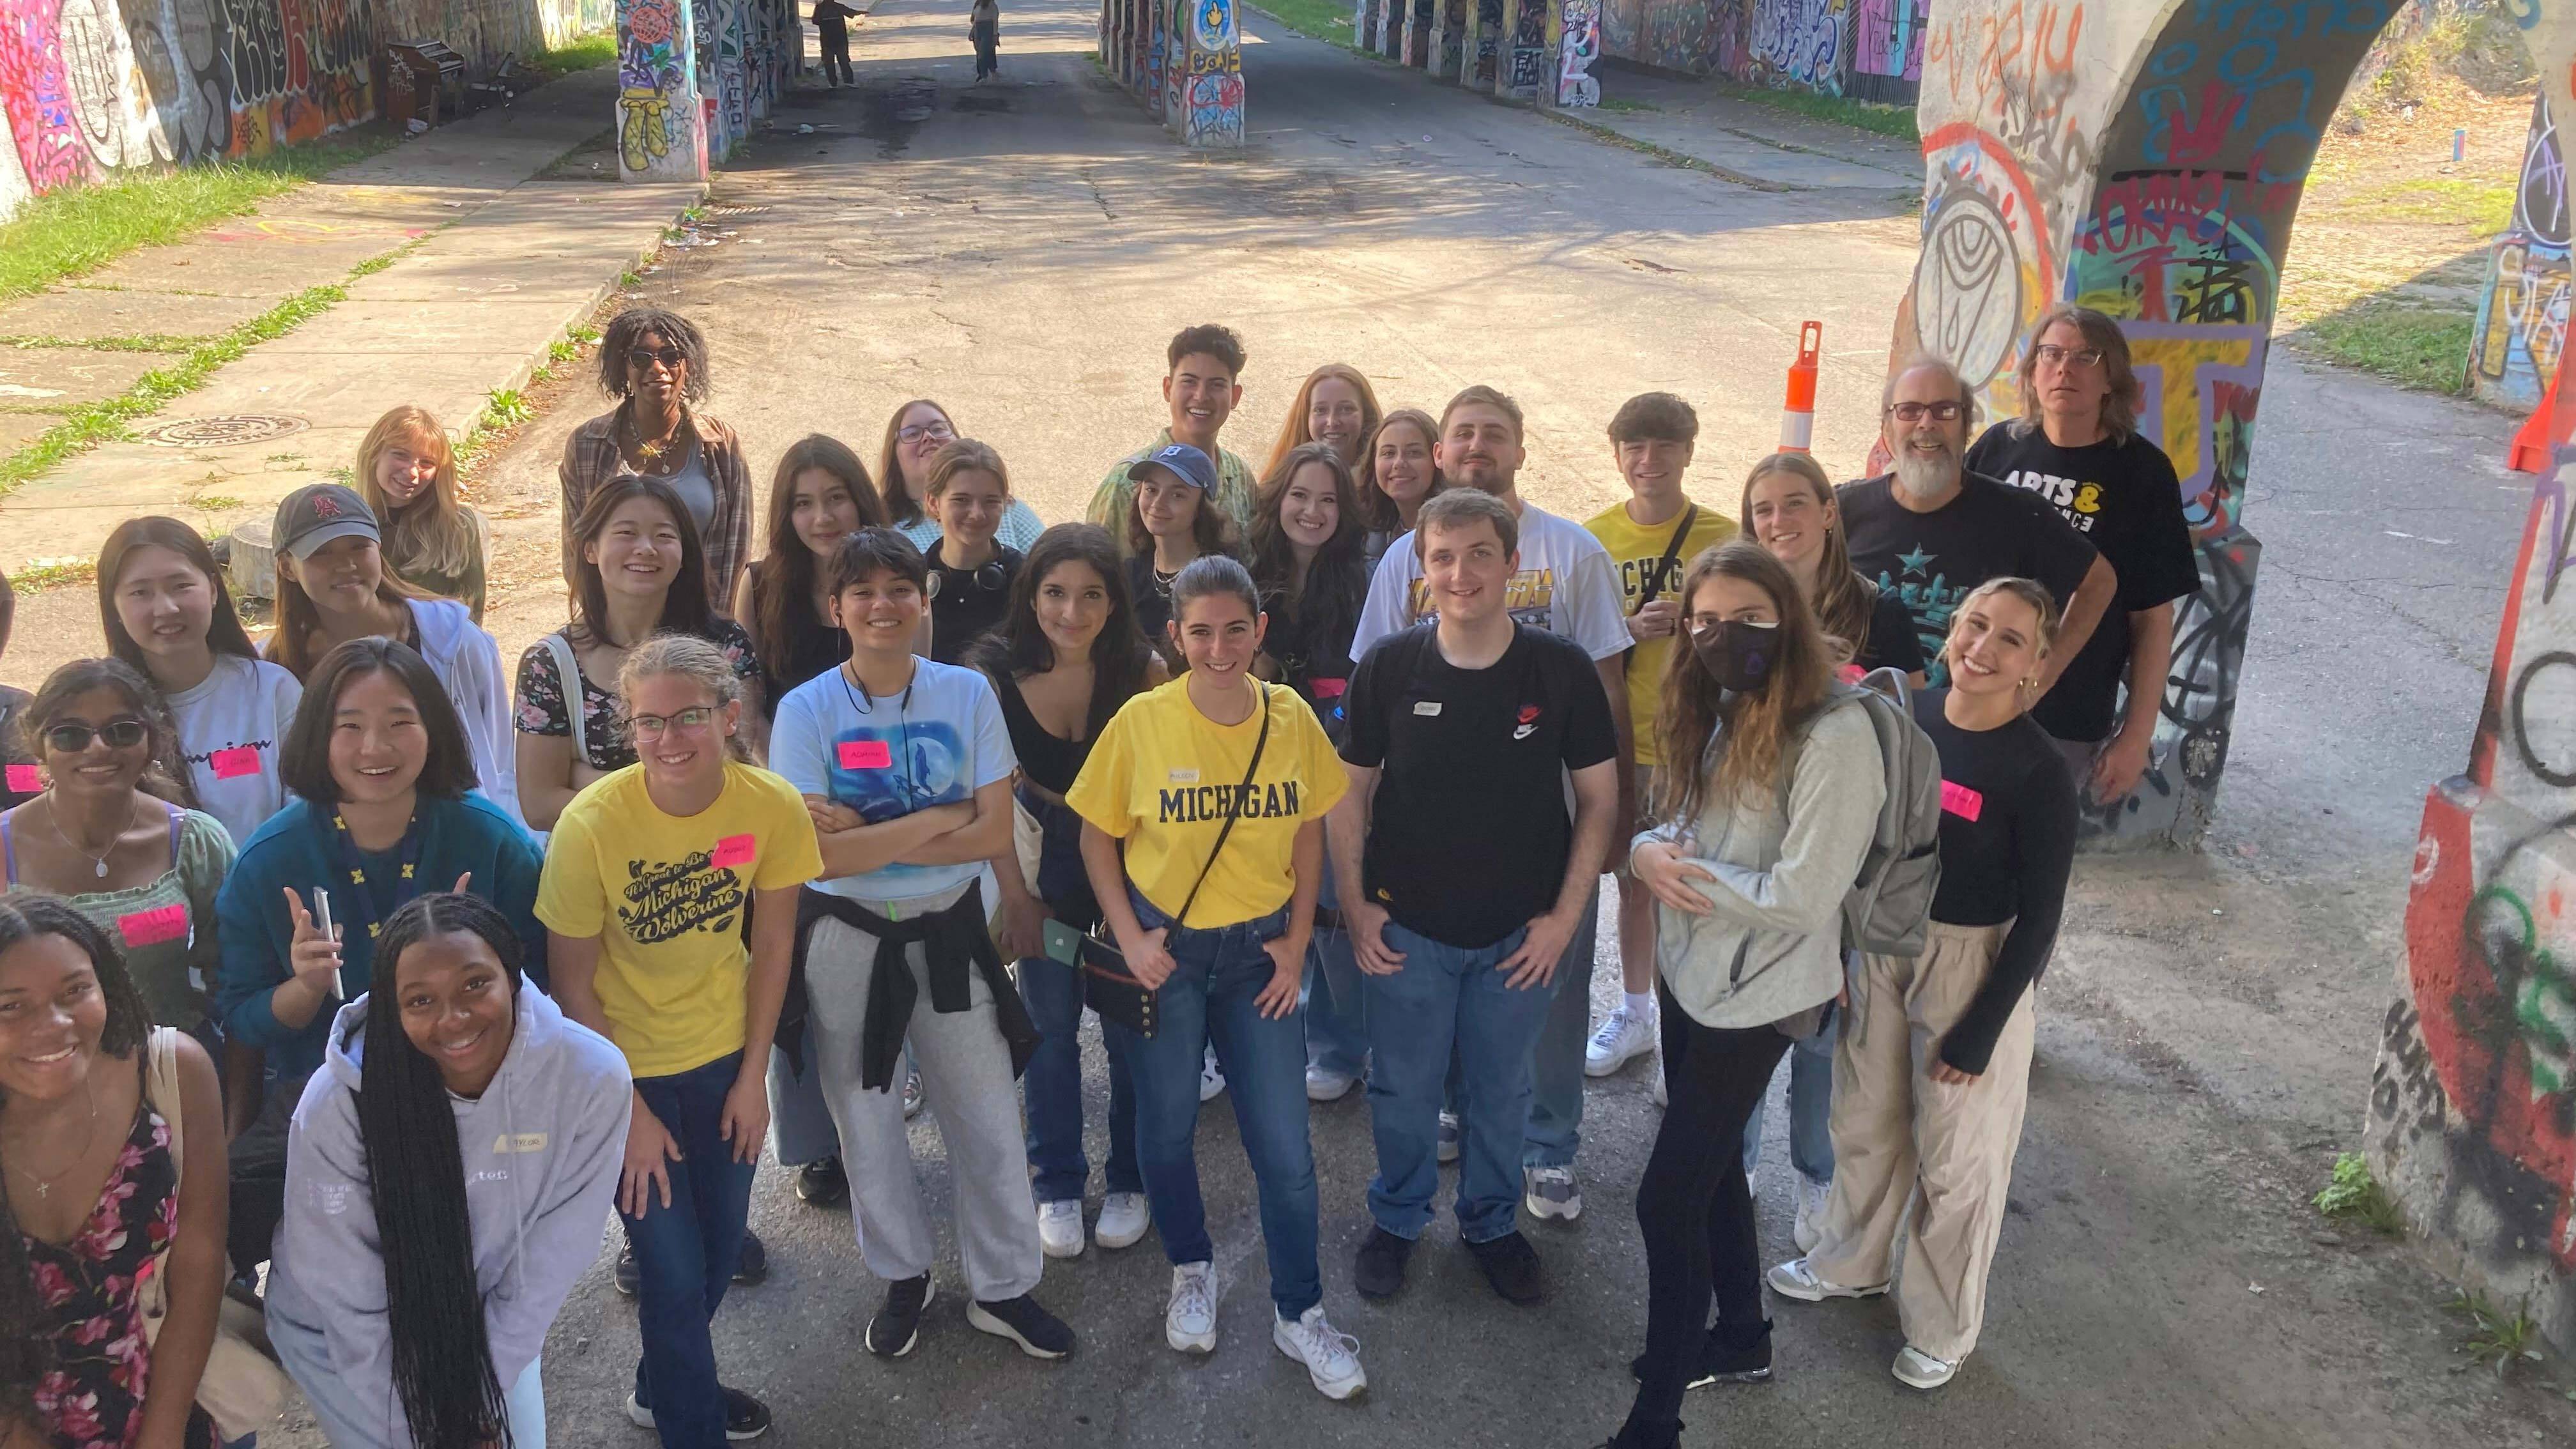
[[240, 4, 2576, 1446]]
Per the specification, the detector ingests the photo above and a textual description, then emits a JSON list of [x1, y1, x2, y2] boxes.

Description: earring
[[2020, 675, 2041, 691]]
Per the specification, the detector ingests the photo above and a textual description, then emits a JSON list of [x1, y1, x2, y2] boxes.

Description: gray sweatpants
[[803, 884, 1041, 1302]]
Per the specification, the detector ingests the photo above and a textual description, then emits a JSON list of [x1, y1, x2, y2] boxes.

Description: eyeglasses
[[2032, 343, 2106, 369], [898, 422, 956, 445], [1885, 401, 1965, 423], [44, 719, 148, 753], [627, 345, 686, 369], [629, 707, 716, 738]]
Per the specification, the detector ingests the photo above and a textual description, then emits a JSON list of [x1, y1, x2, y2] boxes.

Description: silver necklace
[[43, 797, 121, 879], [10, 1077, 100, 1199]]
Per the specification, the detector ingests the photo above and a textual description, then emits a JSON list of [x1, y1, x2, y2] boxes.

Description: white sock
[[1623, 992, 1654, 1018]]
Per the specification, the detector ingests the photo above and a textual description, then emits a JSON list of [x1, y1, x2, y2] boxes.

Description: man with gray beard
[[1836, 357, 2115, 693]]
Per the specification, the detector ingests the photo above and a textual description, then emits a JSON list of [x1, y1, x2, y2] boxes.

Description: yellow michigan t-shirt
[[1066, 677, 1347, 930], [535, 760, 824, 1078], [1584, 500, 1738, 766]]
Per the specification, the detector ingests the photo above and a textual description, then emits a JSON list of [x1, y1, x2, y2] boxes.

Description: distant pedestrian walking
[[815, 0, 861, 87], [971, 0, 1001, 80]]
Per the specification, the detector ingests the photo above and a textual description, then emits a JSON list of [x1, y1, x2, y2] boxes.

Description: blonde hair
[[924, 438, 1010, 501], [1739, 453, 1875, 667], [1942, 576, 2060, 705], [1263, 363, 1384, 476], [355, 406, 477, 582], [617, 632, 751, 761]]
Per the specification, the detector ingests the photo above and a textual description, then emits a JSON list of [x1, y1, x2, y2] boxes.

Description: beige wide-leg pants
[[1805, 921, 2036, 1363]]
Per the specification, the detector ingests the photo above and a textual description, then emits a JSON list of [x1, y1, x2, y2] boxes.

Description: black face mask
[[1690, 619, 1779, 693]]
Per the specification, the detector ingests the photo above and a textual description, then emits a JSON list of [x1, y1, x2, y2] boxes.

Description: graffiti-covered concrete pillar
[[1431, 0, 1467, 82], [619, 0, 707, 182], [1494, 0, 1546, 100], [1171, 0, 1243, 148], [2467, 91, 2572, 413], [1556, 0, 1598, 107]]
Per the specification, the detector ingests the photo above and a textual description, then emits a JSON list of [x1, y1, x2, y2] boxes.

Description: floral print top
[[25, 1100, 178, 1449], [513, 620, 762, 771]]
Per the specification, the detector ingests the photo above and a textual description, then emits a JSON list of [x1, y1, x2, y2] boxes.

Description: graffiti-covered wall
[[1606, 0, 1925, 105], [0, 0, 611, 220], [2469, 89, 2572, 412]]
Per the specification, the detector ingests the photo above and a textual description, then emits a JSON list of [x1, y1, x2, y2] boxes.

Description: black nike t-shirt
[[1837, 470, 2097, 702], [1964, 425, 2201, 743], [1341, 623, 1617, 949]]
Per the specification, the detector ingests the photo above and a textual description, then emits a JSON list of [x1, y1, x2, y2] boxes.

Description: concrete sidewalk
[[1566, 61, 1926, 194], [0, 64, 701, 571]]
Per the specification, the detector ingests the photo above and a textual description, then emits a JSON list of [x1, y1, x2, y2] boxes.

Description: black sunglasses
[[627, 344, 686, 369], [45, 719, 148, 753]]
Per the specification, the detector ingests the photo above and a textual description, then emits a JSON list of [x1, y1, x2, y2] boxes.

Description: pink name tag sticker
[[1310, 677, 1348, 700], [3, 764, 36, 793], [1940, 779, 1984, 822], [838, 739, 893, 770], [1837, 664, 1866, 685], [118, 904, 189, 947], [209, 746, 262, 780], [711, 833, 756, 869]]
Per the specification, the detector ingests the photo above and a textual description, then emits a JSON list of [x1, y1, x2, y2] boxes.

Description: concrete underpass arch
[[1892, 0, 2576, 1349]]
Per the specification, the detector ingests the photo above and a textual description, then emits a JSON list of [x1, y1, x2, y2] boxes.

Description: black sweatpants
[[1620, 983, 1794, 1445], [822, 32, 854, 84]]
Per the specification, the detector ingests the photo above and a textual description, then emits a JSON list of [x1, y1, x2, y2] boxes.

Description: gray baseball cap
[[272, 484, 381, 560], [1125, 443, 1218, 493]]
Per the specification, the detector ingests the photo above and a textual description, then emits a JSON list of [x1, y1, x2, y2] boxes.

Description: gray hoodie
[[1637, 693, 1884, 1031], [268, 983, 631, 1448]]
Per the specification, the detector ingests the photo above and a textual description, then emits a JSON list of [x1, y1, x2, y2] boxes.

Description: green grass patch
[[1246, 0, 1359, 45], [2312, 1151, 2405, 1236], [2292, 303, 2472, 395], [1598, 98, 1663, 114], [2331, 178, 2517, 236], [530, 32, 618, 79], [0, 242, 417, 501], [10, 557, 94, 594], [2448, 1289, 2544, 1377], [1706, 77, 1917, 142], [0, 135, 395, 303]]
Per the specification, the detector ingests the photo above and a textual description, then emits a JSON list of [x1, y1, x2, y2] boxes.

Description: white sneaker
[[1791, 1176, 1828, 1255], [1200, 1049, 1226, 1103], [1584, 1006, 1655, 1076], [902, 1069, 925, 1119], [1271, 1305, 1367, 1400], [1036, 1199, 1085, 1259], [1766, 1256, 1887, 1302], [1305, 1062, 1360, 1101], [1893, 1344, 1959, 1390], [1094, 1192, 1150, 1250], [1166, 1261, 1218, 1353], [1522, 1165, 1583, 1221], [1436, 1110, 1462, 1164]]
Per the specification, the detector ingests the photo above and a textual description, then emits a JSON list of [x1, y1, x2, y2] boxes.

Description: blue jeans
[[1741, 1006, 1837, 1184], [1524, 888, 1600, 1169], [1019, 953, 1143, 1202], [623, 1051, 758, 1449], [1304, 924, 1369, 1079], [1365, 921, 1556, 1243], [1112, 891, 1321, 1319]]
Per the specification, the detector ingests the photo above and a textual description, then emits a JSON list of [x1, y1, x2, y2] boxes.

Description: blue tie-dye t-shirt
[[770, 657, 1016, 901]]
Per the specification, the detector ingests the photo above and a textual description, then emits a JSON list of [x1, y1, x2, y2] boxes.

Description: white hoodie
[[411, 597, 524, 830], [268, 983, 631, 1448]]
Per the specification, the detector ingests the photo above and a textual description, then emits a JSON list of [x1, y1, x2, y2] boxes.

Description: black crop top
[[991, 670, 1091, 795]]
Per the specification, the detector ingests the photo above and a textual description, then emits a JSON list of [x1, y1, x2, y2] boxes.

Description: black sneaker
[[1630, 1322, 1774, 1389], [1466, 1229, 1545, 1305], [968, 1292, 1075, 1359], [867, 1273, 934, 1358], [623, 1386, 772, 1440], [721, 1386, 772, 1440], [615, 1243, 638, 1296], [1353, 1226, 1413, 1299], [797, 1157, 849, 1206], [732, 1230, 769, 1285]]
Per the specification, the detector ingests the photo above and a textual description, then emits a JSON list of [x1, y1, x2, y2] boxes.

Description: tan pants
[[1806, 921, 2036, 1363]]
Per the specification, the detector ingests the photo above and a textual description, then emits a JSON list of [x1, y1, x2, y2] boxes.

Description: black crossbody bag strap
[[1634, 504, 1699, 612], [1172, 684, 1273, 930]]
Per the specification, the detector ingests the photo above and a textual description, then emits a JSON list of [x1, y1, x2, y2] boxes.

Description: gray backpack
[[1834, 668, 1943, 958]]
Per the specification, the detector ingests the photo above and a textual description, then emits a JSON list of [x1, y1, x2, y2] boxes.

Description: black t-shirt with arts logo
[[1836, 469, 2097, 706], [1965, 425, 2202, 744], [1341, 623, 1618, 949]]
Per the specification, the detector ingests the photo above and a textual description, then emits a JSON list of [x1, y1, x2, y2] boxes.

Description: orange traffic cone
[[1780, 321, 1821, 454]]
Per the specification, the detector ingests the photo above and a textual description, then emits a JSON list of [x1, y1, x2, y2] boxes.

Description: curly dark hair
[[0, 891, 157, 1434], [362, 892, 526, 1449], [595, 307, 712, 403]]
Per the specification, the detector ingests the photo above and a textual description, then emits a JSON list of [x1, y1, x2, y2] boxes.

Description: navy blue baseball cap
[[1126, 443, 1217, 493]]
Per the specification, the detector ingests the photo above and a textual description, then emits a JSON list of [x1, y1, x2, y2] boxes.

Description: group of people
[[0, 301, 2198, 1449]]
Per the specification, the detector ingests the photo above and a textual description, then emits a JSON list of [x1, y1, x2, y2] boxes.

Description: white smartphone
[[312, 888, 344, 1001]]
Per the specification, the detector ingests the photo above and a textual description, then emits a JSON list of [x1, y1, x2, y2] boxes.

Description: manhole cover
[[134, 415, 309, 447]]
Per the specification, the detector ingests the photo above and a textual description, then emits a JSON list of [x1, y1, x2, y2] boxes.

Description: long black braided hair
[[360, 893, 526, 1449], [0, 891, 155, 1433]]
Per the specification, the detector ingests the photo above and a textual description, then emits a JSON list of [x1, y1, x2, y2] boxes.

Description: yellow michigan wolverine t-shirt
[[535, 760, 823, 1078], [1067, 677, 1347, 930], [1584, 500, 1738, 766]]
